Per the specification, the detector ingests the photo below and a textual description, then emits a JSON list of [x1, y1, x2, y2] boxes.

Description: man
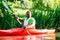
[[13, 11, 36, 29]]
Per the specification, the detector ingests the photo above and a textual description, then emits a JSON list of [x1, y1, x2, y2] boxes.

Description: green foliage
[[0, 0, 60, 31]]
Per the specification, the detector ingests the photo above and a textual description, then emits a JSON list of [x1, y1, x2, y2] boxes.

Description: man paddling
[[13, 11, 36, 29]]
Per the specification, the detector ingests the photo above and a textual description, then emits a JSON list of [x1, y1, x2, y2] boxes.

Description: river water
[[0, 34, 55, 40]]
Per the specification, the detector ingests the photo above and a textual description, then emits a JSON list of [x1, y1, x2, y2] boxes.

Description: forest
[[0, 0, 60, 32]]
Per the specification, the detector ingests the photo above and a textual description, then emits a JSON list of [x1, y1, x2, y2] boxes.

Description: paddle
[[2, 0, 22, 24]]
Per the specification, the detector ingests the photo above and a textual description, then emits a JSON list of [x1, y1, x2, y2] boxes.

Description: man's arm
[[12, 14, 23, 22]]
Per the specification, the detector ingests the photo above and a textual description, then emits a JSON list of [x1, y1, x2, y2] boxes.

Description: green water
[[56, 32, 60, 40]]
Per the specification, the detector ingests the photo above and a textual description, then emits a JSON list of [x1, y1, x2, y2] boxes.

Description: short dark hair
[[26, 11, 31, 14]]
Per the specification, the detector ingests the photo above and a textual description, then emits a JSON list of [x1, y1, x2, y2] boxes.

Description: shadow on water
[[56, 37, 60, 40]]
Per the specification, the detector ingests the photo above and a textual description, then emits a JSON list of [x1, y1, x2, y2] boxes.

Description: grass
[[56, 32, 60, 40]]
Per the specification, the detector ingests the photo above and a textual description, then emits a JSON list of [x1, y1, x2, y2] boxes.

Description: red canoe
[[0, 28, 55, 36]]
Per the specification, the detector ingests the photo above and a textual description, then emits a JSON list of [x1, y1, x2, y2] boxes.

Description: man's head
[[26, 11, 31, 18]]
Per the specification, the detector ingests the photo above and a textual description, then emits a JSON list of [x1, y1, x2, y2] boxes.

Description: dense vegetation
[[0, 0, 60, 31]]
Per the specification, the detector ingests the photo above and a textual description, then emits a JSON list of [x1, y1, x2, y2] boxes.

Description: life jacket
[[24, 18, 35, 29]]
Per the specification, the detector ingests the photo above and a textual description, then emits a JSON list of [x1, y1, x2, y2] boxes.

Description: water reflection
[[0, 34, 55, 40]]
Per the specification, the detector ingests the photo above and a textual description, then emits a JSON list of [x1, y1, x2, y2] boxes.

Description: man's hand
[[22, 26, 26, 29], [12, 14, 18, 19]]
